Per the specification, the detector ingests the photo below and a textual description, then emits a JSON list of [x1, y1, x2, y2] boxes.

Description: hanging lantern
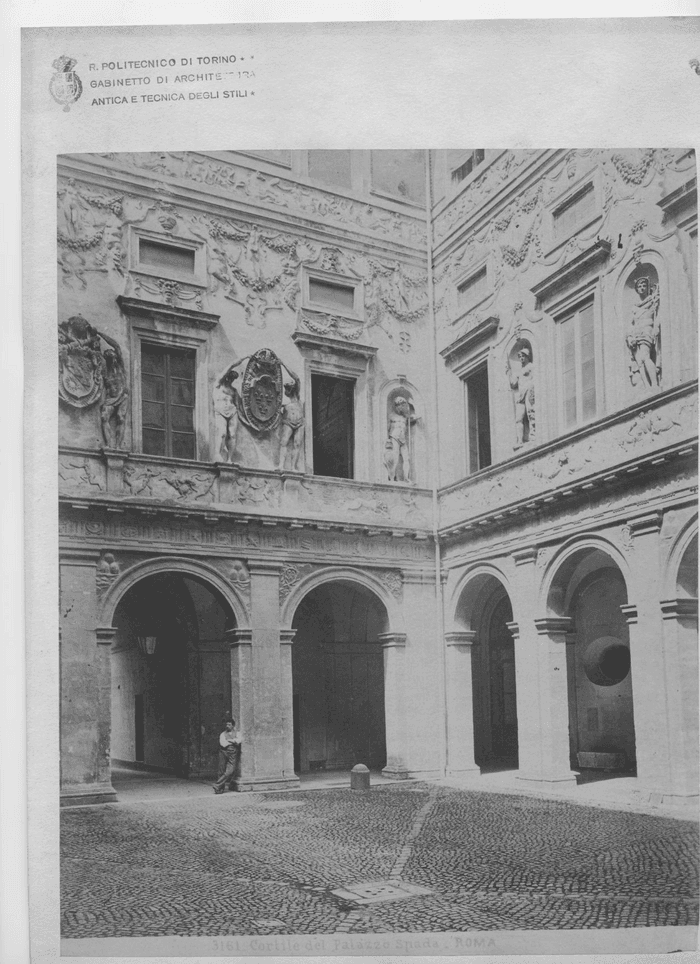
[[137, 635, 158, 656]]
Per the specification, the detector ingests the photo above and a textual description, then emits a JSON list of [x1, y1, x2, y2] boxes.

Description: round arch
[[447, 562, 512, 634], [281, 566, 401, 633], [540, 534, 632, 617], [663, 516, 699, 600], [99, 556, 250, 630]]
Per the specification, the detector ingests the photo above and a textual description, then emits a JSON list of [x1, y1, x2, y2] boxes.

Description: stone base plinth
[[516, 771, 578, 787], [236, 775, 300, 792], [382, 765, 411, 780], [60, 783, 118, 807]]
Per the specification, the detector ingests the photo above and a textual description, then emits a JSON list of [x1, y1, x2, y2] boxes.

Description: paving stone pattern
[[61, 784, 699, 938]]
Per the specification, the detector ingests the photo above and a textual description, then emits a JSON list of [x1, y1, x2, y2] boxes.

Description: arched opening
[[110, 572, 236, 778], [291, 582, 388, 773], [548, 547, 637, 778], [455, 572, 519, 772], [676, 532, 698, 599]]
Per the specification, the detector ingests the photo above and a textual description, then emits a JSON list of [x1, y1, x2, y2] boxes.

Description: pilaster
[[659, 597, 699, 799], [444, 631, 480, 778], [60, 551, 117, 806], [378, 632, 409, 779], [280, 629, 300, 786]]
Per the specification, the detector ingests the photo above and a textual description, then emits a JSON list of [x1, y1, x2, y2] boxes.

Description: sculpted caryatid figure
[[384, 395, 419, 483], [627, 277, 660, 389], [96, 330, 128, 449], [213, 365, 242, 463], [507, 346, 535, 447], [278, 375, 305, 472]]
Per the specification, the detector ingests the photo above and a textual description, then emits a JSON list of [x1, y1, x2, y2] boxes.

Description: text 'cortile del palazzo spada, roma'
[[56, 148, 698, 807]]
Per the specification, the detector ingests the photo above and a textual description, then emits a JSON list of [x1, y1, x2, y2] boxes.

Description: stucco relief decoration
[[227, 560, 250, 587], [240, 349, 284, 433], [130, 276, 203, 311], [619, 409, 682, 451], [59, 455, 105, 492], [59, 317, 130, 449], [380, 570, 403, 600], [96, 552, 120, 599], [102, 152, 425, 245], [298, 309, 365, 341], [122, 464, 216, 502], [279, 562, 314, 601]]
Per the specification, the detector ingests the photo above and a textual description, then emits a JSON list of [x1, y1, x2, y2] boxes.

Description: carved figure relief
[[383, 395, 420, 483], [278, 374, 305, 472], [506, 342, 535, 447], [59, 317, 129, 448], [96, 552, 120, 599], [626, 274, 661, 390], [213, 365, 241, 463]]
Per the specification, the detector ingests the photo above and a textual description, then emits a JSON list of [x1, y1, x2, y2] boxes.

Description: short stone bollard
[[350, 763, 370, 791]]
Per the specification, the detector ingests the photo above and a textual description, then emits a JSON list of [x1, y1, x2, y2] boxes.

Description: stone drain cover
[[331, 881, 432, 905]]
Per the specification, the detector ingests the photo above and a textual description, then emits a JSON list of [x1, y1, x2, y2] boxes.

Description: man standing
[[213, 719, 241, 794]]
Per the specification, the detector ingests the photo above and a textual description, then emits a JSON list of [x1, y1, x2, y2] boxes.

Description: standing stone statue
[[507, 347, 535, 447], [384, 396, 419, 482], [278, 374, 305, 472], [626, 277, 660, 389], [213, 364, 242, 463], [96, 330, 128, 449]]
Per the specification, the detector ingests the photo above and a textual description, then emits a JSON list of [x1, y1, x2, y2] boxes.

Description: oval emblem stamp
[[50, 55, 83, 112]]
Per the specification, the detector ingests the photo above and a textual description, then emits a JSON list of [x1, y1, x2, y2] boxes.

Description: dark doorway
[[292, 583, 387, 772]]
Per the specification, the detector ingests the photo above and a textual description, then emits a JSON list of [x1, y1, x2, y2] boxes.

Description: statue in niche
[[626, 276, 661, 389], [213, 364, 242, 463], [384, 396, 419, 483], [278, 373, 305, 472], [507, 345, 535, 447], [98, 330, 128, 449]]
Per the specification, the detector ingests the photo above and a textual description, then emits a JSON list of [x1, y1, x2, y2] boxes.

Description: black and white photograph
[[13, 12, 700, 964]]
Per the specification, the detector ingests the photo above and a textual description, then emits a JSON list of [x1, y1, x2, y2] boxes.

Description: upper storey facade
[[433, 148, 698, 502], [57, 150, 434, 537]]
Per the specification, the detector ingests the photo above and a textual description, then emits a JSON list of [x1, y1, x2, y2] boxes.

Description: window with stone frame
[[558, 298, 597, 430], [464, 364, 492, 473], [141, 343, 196, 459], [311, 374, 355, 479], [451, 150, 486, 186], [553, 181, 596, 240]]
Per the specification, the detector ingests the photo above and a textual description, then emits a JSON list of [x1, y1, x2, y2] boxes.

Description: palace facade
[[58, 148, 698, 807]]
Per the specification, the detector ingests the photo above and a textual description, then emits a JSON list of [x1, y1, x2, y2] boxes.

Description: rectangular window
[[451, 150, 485, 185], [560, 300, 597, 429], [371, 150, 426, 205], [458, 267, 488, 310], [307, 150, 352, 190], [141, 343, 196, 459], [309, 278, 356, 312], [465, 365, 492, 473], [139, 239, 196, 276], [553, 182, 596, 239], [311, 374, 355, 479]]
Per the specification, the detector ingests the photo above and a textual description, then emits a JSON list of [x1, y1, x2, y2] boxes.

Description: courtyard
[[61, 772, 699, 944]]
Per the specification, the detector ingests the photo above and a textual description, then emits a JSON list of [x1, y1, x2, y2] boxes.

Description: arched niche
[[621, 261, 662, 394], [504, 335, 536, 449], [378, 379, 426, 485]]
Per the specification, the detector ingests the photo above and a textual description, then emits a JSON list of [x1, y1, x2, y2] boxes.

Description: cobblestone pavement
[[61, 783, 699, 938]]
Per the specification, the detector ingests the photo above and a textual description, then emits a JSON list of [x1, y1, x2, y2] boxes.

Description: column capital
[[96, 626, 117, 646], [59, 549, 101, 567], [280, 629, 297, 645], [506, 620, 520, 639], [626, 511, 663, 538], [660, 597, 699, 621], [378, 632, 407, 649], [444, 631, 477, 647], [535, 617, 574, 637], [225, 628, 253, 646], [513, 547, 538, 567], [248, 561, 283, 576], [620, 603, 638, 625]]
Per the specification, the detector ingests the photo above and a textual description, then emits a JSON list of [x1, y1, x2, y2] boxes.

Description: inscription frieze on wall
[[87, 152, 427, 246], [58, 515, 434, 563], [439, 388, 698, 529]]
